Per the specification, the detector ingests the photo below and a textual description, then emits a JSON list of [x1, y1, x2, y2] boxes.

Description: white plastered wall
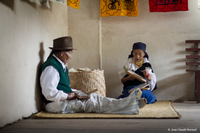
[[68, 0, 200, 100], [1, 0, 200, 128], [0, 0, 68, 127], [68, 0, 100, 69], [102, 0, 200, 99]]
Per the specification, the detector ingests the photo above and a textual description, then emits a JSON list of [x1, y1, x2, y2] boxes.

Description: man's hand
[[67, 92, 76, 100]]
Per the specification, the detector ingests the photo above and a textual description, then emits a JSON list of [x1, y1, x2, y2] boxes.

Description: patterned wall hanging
[[149, 0, 188, 12], [67, 0, 79, 9], [101, 0, 139, 17]]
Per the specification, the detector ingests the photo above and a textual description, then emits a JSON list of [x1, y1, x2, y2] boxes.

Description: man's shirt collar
[[52, 54, 66, 72]]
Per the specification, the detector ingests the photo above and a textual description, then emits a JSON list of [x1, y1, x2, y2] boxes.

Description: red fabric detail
[[145, 73, 150, 78], [149, 0, 188, 12]]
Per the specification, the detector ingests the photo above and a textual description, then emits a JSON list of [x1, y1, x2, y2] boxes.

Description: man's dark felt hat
[[49, 36, 77, 50]]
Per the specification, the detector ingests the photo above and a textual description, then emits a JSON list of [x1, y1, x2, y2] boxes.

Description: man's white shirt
[[40, 54, 76, 103]]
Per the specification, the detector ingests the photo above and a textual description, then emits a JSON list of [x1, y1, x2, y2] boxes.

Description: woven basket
[[69, 69, 106, 97]]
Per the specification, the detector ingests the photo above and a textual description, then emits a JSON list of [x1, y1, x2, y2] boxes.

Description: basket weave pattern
[[69, 70, 106, 97]]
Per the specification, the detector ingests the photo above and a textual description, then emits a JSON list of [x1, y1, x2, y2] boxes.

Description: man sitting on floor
[[40, 36, 146, 114]]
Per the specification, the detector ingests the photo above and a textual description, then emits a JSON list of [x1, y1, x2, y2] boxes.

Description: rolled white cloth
[[45, 89, 140, 114]]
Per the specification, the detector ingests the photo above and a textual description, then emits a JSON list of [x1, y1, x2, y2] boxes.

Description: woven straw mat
[[32, 101, 181, 119]]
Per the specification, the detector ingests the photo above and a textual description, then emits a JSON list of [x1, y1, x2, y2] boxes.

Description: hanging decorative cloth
[[149, 0, 188, 12], [29, 0, 66, 9], [29, 0, 50, 8], [101, 0, 139, 17], [67, 0, 80, 9]]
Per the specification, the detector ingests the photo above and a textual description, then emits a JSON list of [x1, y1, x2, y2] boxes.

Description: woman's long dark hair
[[47, 50, 62, 59]]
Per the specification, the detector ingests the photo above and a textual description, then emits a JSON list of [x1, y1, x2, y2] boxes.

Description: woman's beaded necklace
[[133, 58, 144, 68]]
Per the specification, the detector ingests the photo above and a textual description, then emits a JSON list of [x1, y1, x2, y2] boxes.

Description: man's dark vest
[[40, 55, 71, 104]]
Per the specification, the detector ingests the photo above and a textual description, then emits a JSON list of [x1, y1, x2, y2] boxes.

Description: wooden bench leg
[[195, 71, 200, 103]]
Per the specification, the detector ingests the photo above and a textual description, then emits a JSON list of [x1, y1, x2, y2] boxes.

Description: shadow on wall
[[152, 41, 196, 101], [21, 0, 37, 8], [0, 0, 51, 10], [35, 42, 45, 111], [21, 0, 53, 11], [154, 72, 195, 102], [0, 0, 14, 10]]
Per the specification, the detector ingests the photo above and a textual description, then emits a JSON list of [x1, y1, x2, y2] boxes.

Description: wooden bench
[[185, 40, 200, 103]]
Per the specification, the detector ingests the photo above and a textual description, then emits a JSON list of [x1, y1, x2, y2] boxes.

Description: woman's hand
[[121, 75, 135, 82], [127, 75, 136, 80], [67, 92, 76, 100], [143, 69, 151, 81]]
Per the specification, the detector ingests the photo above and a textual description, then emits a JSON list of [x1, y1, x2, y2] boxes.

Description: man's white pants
[[45, 89, 140, 114]]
